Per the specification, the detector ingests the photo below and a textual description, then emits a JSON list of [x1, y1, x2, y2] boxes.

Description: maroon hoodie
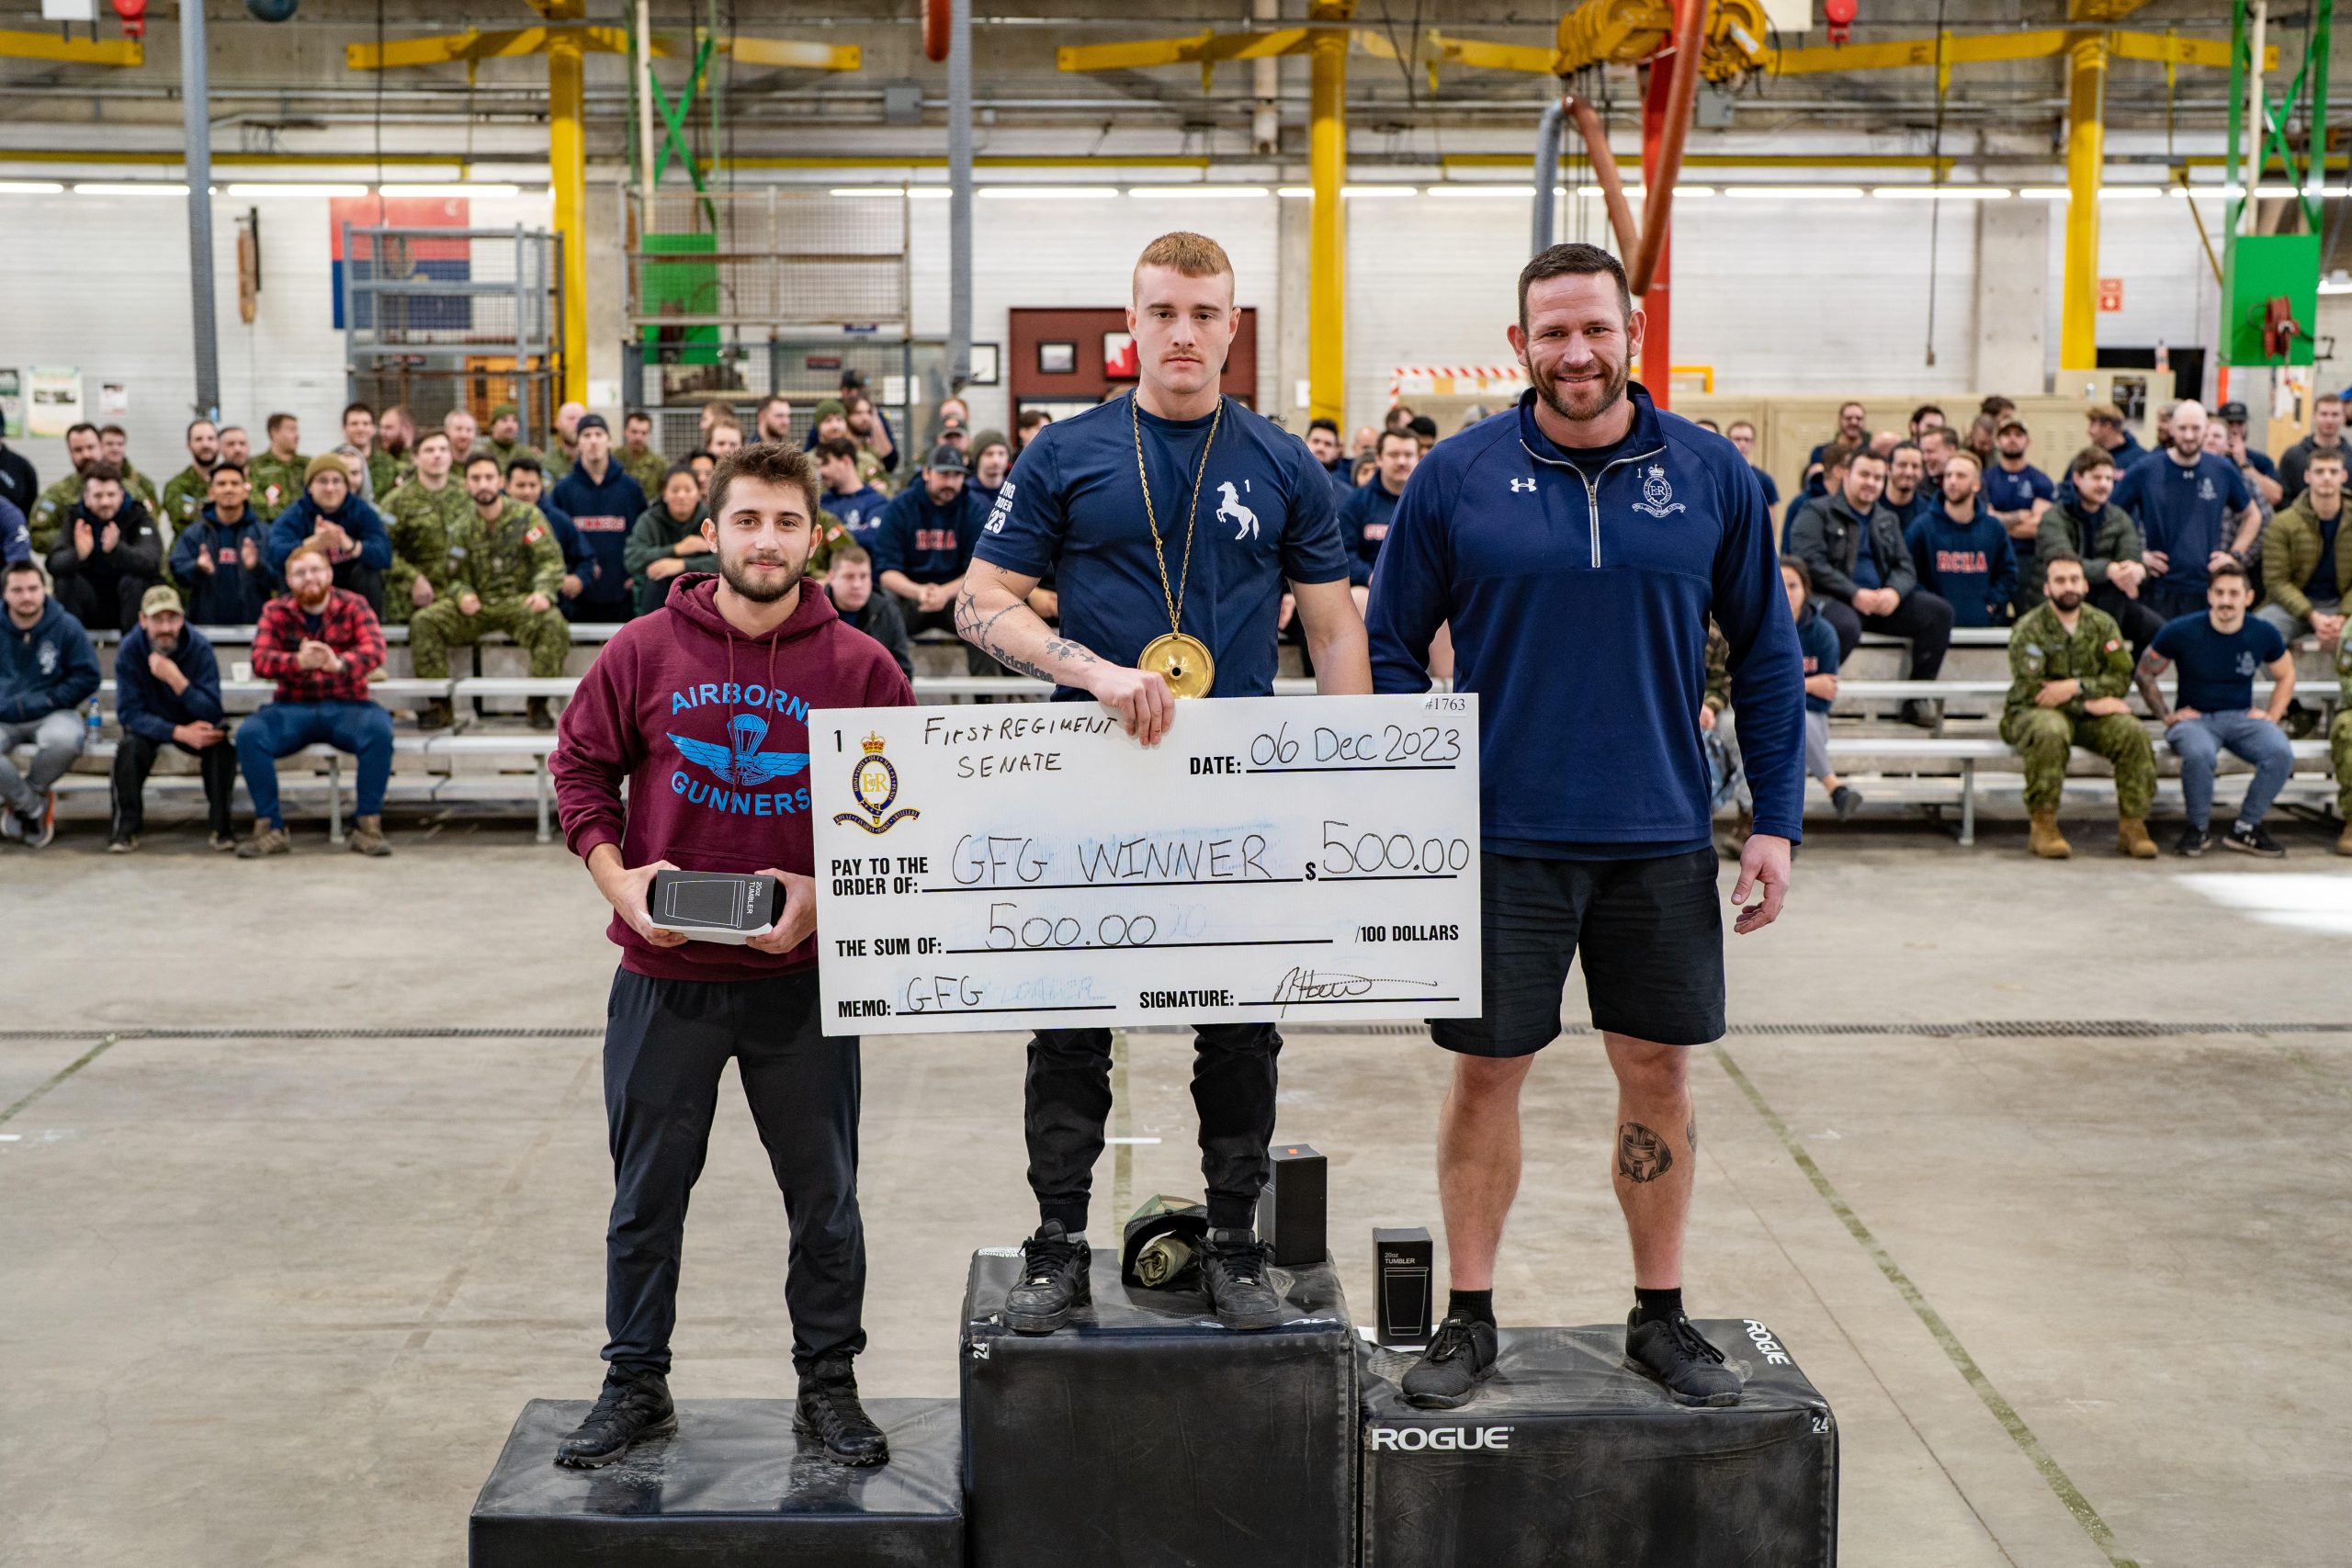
[[551, 571, 915, 981]]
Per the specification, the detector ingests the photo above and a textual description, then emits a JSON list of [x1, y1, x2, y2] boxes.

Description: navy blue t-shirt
[[2151, 613, 2287, 714], [975, 393, 1348, 699], [1794, 604, 1840, 715], [1750, 465, 1780, 508], [1982, 461, 2053, 516], [871, 484, 980, 584], [1339, 475, 1405, 585], [2112, 452, 2252, 591]]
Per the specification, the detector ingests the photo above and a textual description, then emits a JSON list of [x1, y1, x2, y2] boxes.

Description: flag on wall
[[331, 194, 472, 331]]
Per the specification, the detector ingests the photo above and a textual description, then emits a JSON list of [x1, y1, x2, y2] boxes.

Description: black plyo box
[[1374, 1226, 1433, 1346], [1258, 1142, 1329, 1266], [1359, 1322, 1838, 1568], [469, 1398, 963, 1567], [959, 1247, 1358, 1568]]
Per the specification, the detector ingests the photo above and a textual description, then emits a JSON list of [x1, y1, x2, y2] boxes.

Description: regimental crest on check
[[833, 732, 922, 835], [1633, 464, 1685, 518]]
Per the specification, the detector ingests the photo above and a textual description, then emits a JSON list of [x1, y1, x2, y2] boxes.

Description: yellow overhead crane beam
[[348, 6, 858, 407], [0, 27, 141, 66]]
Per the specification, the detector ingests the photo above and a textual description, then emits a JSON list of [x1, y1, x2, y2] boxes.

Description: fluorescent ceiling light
[[381, 182, 521, 198], [977, 186, 1120, 199], [1724, 185, 1863, 199], [2254, 183, 2312, 198], [1276, 186, 1313, 197], [1426, 185, 1530, 198], [2018, 186, 2162, 200], [225, 183, 368, 197], [1871, 186, 2010, 199], [0, 180, 65, 195], [1341, 184, 1419, 197], [1128, 186, 1271, 198], [830, 185, 949, 198], [75, 181, 190, 196]]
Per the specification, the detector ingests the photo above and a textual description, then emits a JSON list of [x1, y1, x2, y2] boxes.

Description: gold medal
[[1132, 392, 1226, 699], [1138, 631, 1216, 698]]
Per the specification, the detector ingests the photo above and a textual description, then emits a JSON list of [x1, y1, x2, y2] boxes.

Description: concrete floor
[[2, 818, 2348, 1566]]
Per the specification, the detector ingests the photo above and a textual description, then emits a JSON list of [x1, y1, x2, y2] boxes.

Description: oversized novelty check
[[809, 694, 1482, 1036]]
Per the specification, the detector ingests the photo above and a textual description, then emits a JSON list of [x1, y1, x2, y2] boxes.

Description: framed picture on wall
[[1102, 331, 1139, 380], [967, 342, 1001, 386], [1037, 340, 1077, 375]]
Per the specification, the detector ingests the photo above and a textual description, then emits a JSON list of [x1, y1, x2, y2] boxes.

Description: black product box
[[959, 1247, 1358, 1568], [1373, 1226, 1433, 1347], [1258, 1142, 1329, 1266], [469, 1398, 963, 1567], [1359, 1321, 1838, 1568]]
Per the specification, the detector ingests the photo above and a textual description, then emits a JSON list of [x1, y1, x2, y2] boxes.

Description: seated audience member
[[695, 399, 735, 445], [2136, 560, 2297, 859], [2256, 446, 2348, 646], [623, 466, 711, 618], [2215, 400, 2283, 507], [1883, 442, 1931, 529], [1305, 418, 1350, 494], [93, 423, 159, 510], [233, 542, 394, 860], [618, 409, 669, 498], [376, 405, 418, 485], [0, 427, 36, 517], [967, 430, 1013, 514], [1406, 414, 1439, 456], [169, 462, 277, 625], [2001, 551, 2157, 861], [443, 407, 481, 463], [1788, 443, 1952, 723], [410, 455, 571, 732], [1014, 405, 1052, 456], [825, 542, 913, 680], [2205, 418, 2275, 530], [342, 401, 397, 502], [30, 421, 103, 558], [1724, 420, 1778, 509], [384, 430, 470, 627], [109, 585, 235, 852], [549, 414, 650, 622], [0, 495, 28, 567], [1781, 558, 1860, 821], [48, 463, 165, 633], [158, 417, 223, 535], [265, 454, 392, 615], [1908, 404, 1947, 440], [2278, 392, 2346, 503], [848, 393, 900, 479], [2036, 446, 2162, 654], [506, 457, 589, 616], [686, 449, 718, 498], [542, 400, 585, 482], [0, 558, 100, 848], [706, 419, 745, 462], [815, 436, 890, 548], [1905, 451, 2017, 627], [2083, 401, 2146, 471], [1984, 417, 2054, 547], [481, 401, 541, 472], [873, 445, 979, 638], [1806, 400, 1869, 474], [1349, 423, 1379, 460], [1340, 428, 1420, 608], [935, 396, 971, 454], [2332, 636, 2352, 857], [753, 394, 796, 446], [1964, 413, 1999, 468], [247, 412, 310, 519]]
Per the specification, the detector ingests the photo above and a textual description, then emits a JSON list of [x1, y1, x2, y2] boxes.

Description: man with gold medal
[[957, 231, 1370, 1332]]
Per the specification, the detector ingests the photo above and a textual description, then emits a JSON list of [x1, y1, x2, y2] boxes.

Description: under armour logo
[[1510, 477, 1537, 493]]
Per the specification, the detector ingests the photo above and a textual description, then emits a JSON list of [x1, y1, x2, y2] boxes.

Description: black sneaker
[[1624, 1312, 1742, 1408], [2176, 825, 2213, 858], [1831, 784, 1863, 822], [1400, 1313, 1499, 1409], [554, 1366, 675, 1468], [1004, 1221, 1091, 1334], [794, 1355, 889, 1467], [1200, 1227, 1284, 1331], [1900, 698, 1940, 730], [2223, 821, 2286, 858]]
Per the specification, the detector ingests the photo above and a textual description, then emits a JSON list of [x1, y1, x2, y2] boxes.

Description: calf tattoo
[[1617, 1122, 1674, 1183]]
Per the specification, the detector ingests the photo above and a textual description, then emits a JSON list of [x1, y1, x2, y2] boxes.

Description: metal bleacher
[[20, 620, 2347, 848]]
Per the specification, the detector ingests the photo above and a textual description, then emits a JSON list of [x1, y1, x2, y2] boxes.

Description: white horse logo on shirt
[[1216, 480, 1260, 541]]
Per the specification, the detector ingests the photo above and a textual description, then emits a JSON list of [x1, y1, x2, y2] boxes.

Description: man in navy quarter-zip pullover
[[1367, 242, 1804, 1416]]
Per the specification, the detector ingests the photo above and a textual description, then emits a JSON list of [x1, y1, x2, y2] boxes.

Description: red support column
[[1640, 52, 1673, 410]]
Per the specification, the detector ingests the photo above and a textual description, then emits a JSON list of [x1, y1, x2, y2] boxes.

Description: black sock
[[1634, 1287, 1684, 1325], [1447, 1289, 1495, 1327]]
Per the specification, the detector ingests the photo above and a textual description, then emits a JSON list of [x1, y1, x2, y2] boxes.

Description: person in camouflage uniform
[[409, 453, 570, 730], [2331, 636, 2352, 856], [543, 400, 586, 484], [811, 399, 891, 493], [157, 417, 223, 539], [381, 431, 471, 628], [246, 413, 311, 521], [481, 402, 544, 473], [2000, 549, 2158, 860], [29, 422, 103, 557], [619, 410, 670, 498], [95, 425, 160, 511]]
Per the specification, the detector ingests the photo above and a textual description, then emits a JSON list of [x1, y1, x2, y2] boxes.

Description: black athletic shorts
[[1433, 848, 1726, 1057]]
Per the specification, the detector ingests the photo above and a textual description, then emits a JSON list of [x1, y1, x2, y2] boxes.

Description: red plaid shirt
[[252, 588, 386, 705]]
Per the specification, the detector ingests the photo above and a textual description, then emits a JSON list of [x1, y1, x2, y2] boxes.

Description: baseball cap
[[141, 584, 184, 617], [924, 443, 969, 473], [1996, 416, 2028, 434], [2217, 400, 2250, 423], [574, 412, 610, 434]]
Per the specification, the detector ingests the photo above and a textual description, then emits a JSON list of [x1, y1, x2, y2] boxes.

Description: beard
[[718, 548, 802, 604], [1530, 352, 1628, 425], [295, 583, 332, 609], [2051, 589, 2085, 612]]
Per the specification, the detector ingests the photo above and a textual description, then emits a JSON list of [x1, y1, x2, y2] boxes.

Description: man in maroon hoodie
[[551, 443, 914, 1470]]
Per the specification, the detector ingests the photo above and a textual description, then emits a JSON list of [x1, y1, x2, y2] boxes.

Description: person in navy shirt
[[1905, 451, 2018, 627], [108, 585, 236, 851], [1882, 442, 1932, 530], [169, 462, 277, 625], [1366, 242, 1802, 1414], [958, 231, 1369, 1340], [1982, 417, 2053, 546], [2136, 560, 2298, 857], [871, 444, 981, 638], [1780, 557, 1860, 821], [1340, 427, 1419, 598], [1305, 416, 1351, 499], [1724, 421, 1778, 510], [549, 415, 650, 622], [2112, 400, 2260, 620], [815, 436, 890, 550]]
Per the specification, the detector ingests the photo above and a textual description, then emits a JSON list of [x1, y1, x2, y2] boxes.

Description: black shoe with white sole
[[554, 1366, 675, 1469], [1624, 1312, 1742, 1407], [2223, 821, 2286, 858], [1400, 1314, 1500, 1409], [1004, 1221, 1091, 1334], [2176, 825, 2213, 858]]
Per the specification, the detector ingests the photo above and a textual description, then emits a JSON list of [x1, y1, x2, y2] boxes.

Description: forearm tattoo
[[954, 583, 1106, 682], [1617, 1122, 1674, 1184]]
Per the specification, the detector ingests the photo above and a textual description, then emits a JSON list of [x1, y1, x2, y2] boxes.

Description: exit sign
[[2098, 277, 2125, 312]]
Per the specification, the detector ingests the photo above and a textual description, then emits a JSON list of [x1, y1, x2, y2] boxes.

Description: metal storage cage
[[342, 223, 564, 437]]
